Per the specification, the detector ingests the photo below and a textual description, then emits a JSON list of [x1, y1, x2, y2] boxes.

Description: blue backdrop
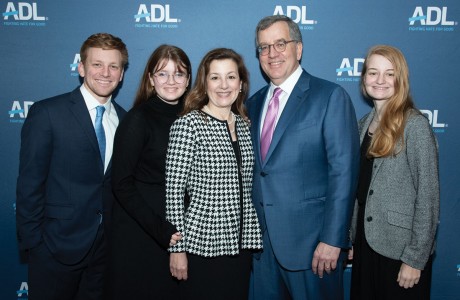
[[1, 1, 459, 299]]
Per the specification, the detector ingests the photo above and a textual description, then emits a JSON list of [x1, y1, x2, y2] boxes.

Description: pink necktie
[[260, 87, 282, 161]]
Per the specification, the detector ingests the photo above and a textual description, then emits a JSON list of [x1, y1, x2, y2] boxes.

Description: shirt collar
[[270, 65, 303, 95], [80, 84, 112, 113]]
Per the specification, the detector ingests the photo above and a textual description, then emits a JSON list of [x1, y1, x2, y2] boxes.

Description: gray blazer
[[350, 108, 439, 270]]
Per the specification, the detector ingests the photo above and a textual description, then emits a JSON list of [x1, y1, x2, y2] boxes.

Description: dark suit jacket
[[247, 70, 360, 271], [16, 87, 126, 265]]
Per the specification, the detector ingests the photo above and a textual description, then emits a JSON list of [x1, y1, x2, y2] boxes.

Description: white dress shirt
[[259, 65, 303, 136], [80, 85, 119, 173]]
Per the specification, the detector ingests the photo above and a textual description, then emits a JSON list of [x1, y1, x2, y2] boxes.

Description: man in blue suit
[[247, 16, 360, 299], [16, 33, 128, 300]]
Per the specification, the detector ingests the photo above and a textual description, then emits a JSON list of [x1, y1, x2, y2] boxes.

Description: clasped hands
[[168, 232, 188, 280], [169, 232, 182, 247]]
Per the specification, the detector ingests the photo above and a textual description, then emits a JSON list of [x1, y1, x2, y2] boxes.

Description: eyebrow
[[259, 38, 287, 45], [209, 71, 237, 75], [367, 67, 394, 71]]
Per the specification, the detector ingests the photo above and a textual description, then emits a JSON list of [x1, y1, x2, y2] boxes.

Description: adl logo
[[9, 100, 34, 123], [409, 6, 457, 32], [336, 58, 364, 82], [273, 5, 317, 30], [70, 53, 81, 76], [420, 109, 447, 133], [134, 4, 180, 28], [3, 2, 47, 26], [17, 281, 28, 299]]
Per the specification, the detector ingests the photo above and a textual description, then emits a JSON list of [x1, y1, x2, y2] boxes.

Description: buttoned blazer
[[16, 87, 126, 265], [246, 70, 360, 270], [350, 108, 439, 270], [166, 111, 262, 257]]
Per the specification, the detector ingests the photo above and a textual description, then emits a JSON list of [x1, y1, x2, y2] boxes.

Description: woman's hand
[[169, 232, 182, 247], [170, 252, 188, 280], [348, 246, 354, 260], [397, 262, 421, 288]]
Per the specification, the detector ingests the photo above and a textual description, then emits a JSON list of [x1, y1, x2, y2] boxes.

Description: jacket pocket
[[300, 196, 326, 204], [387, 210, 413, 229], [44, 203, 74, 220], [290, 119, 316, 131]]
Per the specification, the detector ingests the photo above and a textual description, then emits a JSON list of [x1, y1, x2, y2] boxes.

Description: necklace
[[203, 105, 235, 124], [227, 113, 236, 134], [227, 112, 235, 125], [202, 105, 236, 134]]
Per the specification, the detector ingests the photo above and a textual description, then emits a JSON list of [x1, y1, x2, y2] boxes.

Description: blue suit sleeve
[[320, 86, 360, 248]]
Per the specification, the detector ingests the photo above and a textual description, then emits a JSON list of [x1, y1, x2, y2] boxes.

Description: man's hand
[[312, 242, 341, 278]]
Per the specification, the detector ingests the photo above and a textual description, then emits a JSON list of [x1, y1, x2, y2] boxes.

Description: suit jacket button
[[367, 216, 373, 222], [260, 172, 267, 177], [369, 190, 374, 195]]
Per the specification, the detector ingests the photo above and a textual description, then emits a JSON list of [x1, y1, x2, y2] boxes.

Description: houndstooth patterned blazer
[[166, 110, 262, 257]]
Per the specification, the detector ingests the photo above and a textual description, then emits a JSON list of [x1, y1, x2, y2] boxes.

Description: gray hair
[[255, 15, 303, 46]]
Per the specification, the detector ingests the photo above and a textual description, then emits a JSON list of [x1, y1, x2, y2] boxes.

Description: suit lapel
[[263, 71, 311, 165], [252, 86, 270, 166], [359, 109, 384, 186], [68, 88, 104, 173], [359, 110, 374, 144], [105, 101, 125, 176]]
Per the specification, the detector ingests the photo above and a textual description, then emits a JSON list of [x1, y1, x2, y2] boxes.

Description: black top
[[357, 129, 374, 205], [107, 95, 183, 299], [231, 140, 244, 248], [111, 95, 182, 247]]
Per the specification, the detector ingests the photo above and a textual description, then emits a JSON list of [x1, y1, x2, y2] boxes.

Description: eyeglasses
[[153, 71, 187, 84], [257, 40, 297, 56]]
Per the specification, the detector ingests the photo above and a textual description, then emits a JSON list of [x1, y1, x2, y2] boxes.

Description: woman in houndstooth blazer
[[165, 48, 262, 300]]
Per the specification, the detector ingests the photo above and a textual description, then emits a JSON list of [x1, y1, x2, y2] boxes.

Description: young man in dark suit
[[16, 33, 128, 300]]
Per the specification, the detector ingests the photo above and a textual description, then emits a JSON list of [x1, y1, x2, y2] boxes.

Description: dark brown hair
[[132, 45, 191, 108], [182, 48, 249, 119]]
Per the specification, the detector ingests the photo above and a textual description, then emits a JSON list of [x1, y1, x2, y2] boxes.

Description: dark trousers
[[179, 250, 252, 300], [28, 226, 106, 300]]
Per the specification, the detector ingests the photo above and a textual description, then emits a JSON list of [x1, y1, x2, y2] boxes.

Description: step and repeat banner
[[1, 1, 459, 299]]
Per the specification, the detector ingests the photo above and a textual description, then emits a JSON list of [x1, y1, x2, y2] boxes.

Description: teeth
[[96, 80, 110, 84]]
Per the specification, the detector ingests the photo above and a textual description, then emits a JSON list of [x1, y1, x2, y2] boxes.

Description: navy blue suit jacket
[[16, 87, 126, 265], [247, 70, 360, 271]]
